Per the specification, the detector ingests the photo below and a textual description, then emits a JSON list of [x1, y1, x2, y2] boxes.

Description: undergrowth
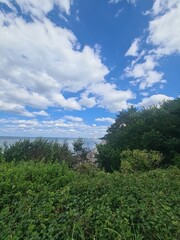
[[0, 161, 179, 239]]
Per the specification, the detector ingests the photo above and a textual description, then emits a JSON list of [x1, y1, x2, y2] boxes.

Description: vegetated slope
[[0, 161, 179, 240]]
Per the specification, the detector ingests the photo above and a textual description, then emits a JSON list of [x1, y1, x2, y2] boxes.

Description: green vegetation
[[120, 149, 163, 173], [0, 98, 180, 239], [97, 98, 180, 171], [2, 138, 73, 166], [1, 137, 89, 167], [0, 161, 179, 239], [72, 137, 89, 165]]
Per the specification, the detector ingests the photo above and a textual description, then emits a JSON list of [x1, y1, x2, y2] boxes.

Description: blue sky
[[0, 0, 179, 138]]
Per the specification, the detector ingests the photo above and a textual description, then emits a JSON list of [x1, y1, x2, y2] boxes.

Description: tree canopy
[[97, 98, 180, 170]]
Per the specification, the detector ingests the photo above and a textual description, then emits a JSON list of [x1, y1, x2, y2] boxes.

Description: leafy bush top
[[104, 98, 180, 165], [3, 138, 73, 165], [120, 149, 163, 173], [0, 161, 179, 239]]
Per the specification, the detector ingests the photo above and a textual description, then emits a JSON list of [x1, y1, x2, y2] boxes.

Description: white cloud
[[125, 38, 140, 57], [152, 0, 179, 16], [148, 0, 180, 55], [125, 55, 166, 90], [139, 92, 149, 97], [1, 0, 73, 17], [123, 0, 180, 94], [79, 92, 96, 108], [0, 117, 109, 138], [64, 115, 83, 122], [109, 0, 137, 5], [33, 110, 49, 117], [0, 9, 135, 116], [0, 98, 49, 117], [95, 117, 115, 124], [137, 94, 174, 108], [89, 83, 135, 112], [0, 12, 113, 115], [0, 0, 16, 10]]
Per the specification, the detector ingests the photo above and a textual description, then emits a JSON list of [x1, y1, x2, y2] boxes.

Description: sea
[[0, 136, 101, 151]]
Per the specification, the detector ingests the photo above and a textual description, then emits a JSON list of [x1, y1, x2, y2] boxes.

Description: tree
[[97, 98, 180, 170], [72, 138, 88, 165], [96, 144, 121, 172]]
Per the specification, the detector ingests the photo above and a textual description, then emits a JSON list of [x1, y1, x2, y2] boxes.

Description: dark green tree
[[97, 98, 180, 170], [73, 138, 88, 164], [96, 144, 121, 172]]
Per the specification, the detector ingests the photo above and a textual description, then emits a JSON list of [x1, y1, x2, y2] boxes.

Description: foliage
[[96, 144, 121, 172], [120, 149, 163, 173], [0, 146, 4, 162], [75, 162, 100, 176], [101, 98, 180, 167], [72, 138, 88, 165], [3, 138, 73, 165], [0, 161, 179, 239], [172, 154, 180, 168]]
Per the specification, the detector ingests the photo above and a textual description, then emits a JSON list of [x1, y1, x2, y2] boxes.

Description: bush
[[0, 161, 179, 239], [75, 162, 100, 176], [120, 149, 163, 173], [172, 154, 180, 168], [3, 138, 73, 165], [96, 144, 121, 172]]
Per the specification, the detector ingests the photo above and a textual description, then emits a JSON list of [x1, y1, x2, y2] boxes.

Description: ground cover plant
[[0, 161, 179, 239]]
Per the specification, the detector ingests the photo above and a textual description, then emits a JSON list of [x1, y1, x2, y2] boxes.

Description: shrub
[[3, 139, 33, 162], [96, 144, 120, 172], [172, 154, 180, 168], [120, 149, 163, 173], [75, 162, 100, 176], [3, 138, 73, 165], [0, 161, 179, 239]]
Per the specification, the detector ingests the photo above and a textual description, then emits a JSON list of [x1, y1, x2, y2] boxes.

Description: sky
[[0, 0, 180, 138]]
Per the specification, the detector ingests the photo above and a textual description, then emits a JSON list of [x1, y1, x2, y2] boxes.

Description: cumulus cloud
[[0, 12, 103, 113], [95, 117, 115, 124], [125, 55, 166, 90], [79, 93, 97, 108], [89, 83, 135, 112], [64, 115, 83, 122], [0, 0, 73, 17], [0, 117, 109, 138], [137, 94, 174, 108], [33, 110, 49, 117], [0, 7, 135, 116], [125, 38, 140, 57], [146, 0, 180, 56], [124, 0, 179, 93], [152, 0, 179, 16]]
